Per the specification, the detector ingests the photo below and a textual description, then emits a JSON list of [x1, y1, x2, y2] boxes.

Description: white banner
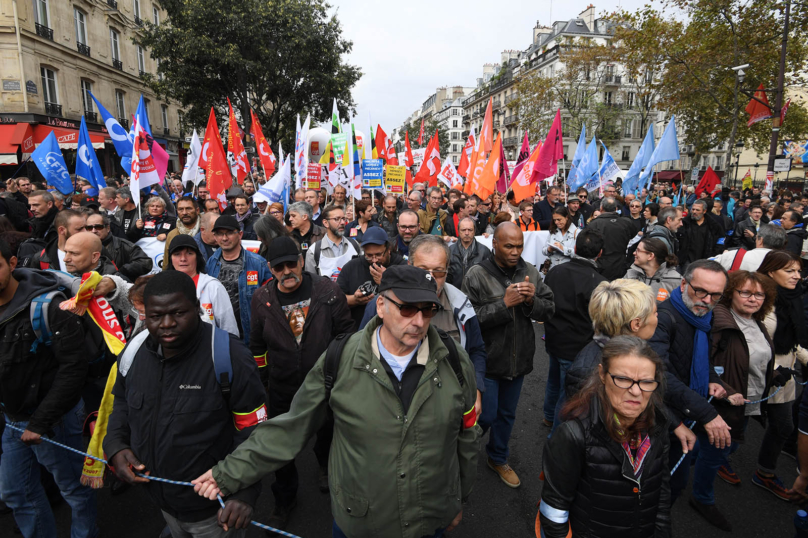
[[474, 231, 549, 268], [136, 237, 166, 273]]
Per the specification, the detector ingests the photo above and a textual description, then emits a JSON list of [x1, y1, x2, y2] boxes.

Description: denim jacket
[[205, 247, 272, 346]]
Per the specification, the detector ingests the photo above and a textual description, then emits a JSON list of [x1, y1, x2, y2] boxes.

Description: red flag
[[375, 125, 388, 162], [497, 140, 510, 192], [464, 99, 493, 195], [249, 110, 276, 177], [511, 132, 530, 181], [386, 137, 399, 166], [226, 98, 250, 183], [403, 131, 415, 168], [781, 98, 791, 125], [200, 108, 232, 210], [531, 109, 563, 182], [457, 128, 475, 177], [414, 129, 441, 187], [695, 166, 721, 197], [417, 118, 425, 146], [745, 84, 772, 127]]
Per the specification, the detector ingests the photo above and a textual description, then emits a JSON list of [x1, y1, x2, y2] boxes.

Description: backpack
[[323, 328, 465, 402], [28, 289, 66, 353], [119, 325, 234, 402]]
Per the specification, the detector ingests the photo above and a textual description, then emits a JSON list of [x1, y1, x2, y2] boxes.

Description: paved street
[[36, 324, 798, 537]]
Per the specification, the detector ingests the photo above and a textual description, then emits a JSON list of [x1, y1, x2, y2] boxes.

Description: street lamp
[[734, 141, 744, 188]]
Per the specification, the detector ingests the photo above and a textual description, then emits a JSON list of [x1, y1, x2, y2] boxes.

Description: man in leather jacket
[[85, 212, 152, 280]]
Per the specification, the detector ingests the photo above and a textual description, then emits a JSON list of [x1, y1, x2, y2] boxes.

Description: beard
[[682, 287, 714, 316]]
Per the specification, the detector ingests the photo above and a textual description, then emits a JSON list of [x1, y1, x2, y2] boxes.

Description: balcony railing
[[84, 111, 98, 122], [135, 16, 143, 26], [492, 99, 502, 110], [504, 114, 519, 126], [605, 75, 622, 85], [118, 118, 129, 129], [503, 137, 519, 147], [107, 0, 118, 8], [504, 94, 518, 105], [163, 127, 170, 135], [77, 42, 91, 57], [493, 120, 501, 129], [35, 23, 53, 40], [113, 59, 123, 70], [45, 102, 62, 116], [139, 70, 147, 77]]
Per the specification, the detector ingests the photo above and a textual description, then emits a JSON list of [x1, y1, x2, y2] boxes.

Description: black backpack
[[323, 329, 465, 401]]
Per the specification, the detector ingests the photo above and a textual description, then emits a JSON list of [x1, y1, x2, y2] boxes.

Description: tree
[[612, 1, 808, 174], [402, 117, 450, 160], [136, 0, 362, 148]]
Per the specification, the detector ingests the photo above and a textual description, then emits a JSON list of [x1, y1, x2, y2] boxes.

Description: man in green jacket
[[193, 265, 481, 538]]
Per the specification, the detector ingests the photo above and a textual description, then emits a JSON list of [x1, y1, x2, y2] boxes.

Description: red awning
[[33, 125, 105, 150], [12, 123, 35, 154], [0, 125, 20, 165]]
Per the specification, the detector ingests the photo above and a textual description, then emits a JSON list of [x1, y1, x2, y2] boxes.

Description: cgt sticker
[[202, 303, 213, 320], [246, 271, 258, 286]]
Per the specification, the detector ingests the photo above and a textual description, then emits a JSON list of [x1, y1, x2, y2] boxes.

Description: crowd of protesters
[[1, 168, 808, 538]]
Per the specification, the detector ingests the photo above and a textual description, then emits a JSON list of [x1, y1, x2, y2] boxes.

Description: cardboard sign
[[362, 159, 385, 190], [385, 165, 407, 193], [306, 163, 322, 190]]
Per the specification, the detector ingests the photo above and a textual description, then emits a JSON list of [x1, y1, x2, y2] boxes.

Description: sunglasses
[[271, 260, 299, 271], [84, 224, 106, 231], [383, 295, 438, 318]]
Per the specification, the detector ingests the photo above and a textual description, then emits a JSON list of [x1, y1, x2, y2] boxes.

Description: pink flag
[[531, 109, 563, 183], [511, 132, 530, 181], [131, 114, 169, 182]]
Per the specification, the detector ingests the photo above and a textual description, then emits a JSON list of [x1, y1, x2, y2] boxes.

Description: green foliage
[[136, 0, 361, 148]]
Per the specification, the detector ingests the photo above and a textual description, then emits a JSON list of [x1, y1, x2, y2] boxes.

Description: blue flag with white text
[[89, 91, 132, 174], [31, 131, 73, 195]]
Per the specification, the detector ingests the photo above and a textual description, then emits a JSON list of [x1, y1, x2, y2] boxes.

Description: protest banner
[[362, 159, 385, 190], [385, 165, 406, 193], [306, 163, 322, 190]]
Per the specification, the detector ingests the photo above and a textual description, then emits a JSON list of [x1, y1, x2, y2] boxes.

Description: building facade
[[0, 0, 185, 179]]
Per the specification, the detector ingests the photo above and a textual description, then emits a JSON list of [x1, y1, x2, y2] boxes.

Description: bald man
[[63, 232, 124, 278], [461, 222, 554, 488]]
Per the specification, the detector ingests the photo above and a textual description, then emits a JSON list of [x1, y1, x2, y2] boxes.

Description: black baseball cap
[[168, 234, 202, 257], [267, 236, 301, 268], [379, 265, 440, 306], [211, 215, 240, 232]]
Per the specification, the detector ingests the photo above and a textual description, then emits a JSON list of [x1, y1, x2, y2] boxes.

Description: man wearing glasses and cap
[[192, 265, 481, 538]]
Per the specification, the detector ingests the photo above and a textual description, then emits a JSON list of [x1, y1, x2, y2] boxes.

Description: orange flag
[[474, 133, 502, 201], [249, 110, 276, 177], [226, 98, 250, 183], [464, 99, 493, 194], [403, 131, 415, 168], [511, 141, 543, 203], [200, 108, 232, 210], [745, 84, 772, 127], [414, 129, 441, 187], [479, 98, 494, 153]]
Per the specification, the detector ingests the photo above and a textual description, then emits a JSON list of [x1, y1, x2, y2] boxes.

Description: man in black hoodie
[[19, 209, 87, 271], [0, 238, 98, 537], [27, 190, 59, 239]]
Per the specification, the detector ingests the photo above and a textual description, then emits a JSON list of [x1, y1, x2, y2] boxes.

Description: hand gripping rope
[[2, 423, 302, 538]]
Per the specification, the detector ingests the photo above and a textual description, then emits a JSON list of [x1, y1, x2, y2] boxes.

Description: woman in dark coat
[[540, 336, 671, 538]]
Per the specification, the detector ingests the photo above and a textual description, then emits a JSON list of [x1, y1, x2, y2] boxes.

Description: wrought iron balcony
[[84, 111, 98, 123], [113, 59, 123, 70], [45, 102, 62, 116], [492, 99, 502, 110], [504, 114, 519, 126], [163, 127, 170, 135], [77, 42, 91, 57], [135, 16, 143, 26], [504, 94, 518, 105], [493, 120, 501, 129], [118, 118, 129, 129], [503, 137, 519, 147], [107, 0, 118, 9], [35, 23, 53, 40], [139, 70, 147, 77]]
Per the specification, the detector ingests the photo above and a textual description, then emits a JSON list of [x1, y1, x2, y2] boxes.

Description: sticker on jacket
[[246, 271, 258, 286], [201, 303, 213, 320], [656, 289, 669, 302]]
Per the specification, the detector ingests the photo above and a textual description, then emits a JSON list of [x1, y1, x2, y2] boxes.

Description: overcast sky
[[327, 0, 650, 133]]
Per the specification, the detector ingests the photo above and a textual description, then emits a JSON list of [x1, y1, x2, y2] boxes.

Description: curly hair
[[718, 270, 776, 322]]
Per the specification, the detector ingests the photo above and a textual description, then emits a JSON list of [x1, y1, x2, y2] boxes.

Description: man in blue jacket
[[206, 215, 272, 345], [360, 234, 487, 415]]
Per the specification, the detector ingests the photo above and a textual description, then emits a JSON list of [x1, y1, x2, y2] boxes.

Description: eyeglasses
[[269, 210, 283, 215], [213, 229, 239, 237], [399, 225, 418, 231], [685, 280, 724, 302], [364, 249, 388, 262], [736, 289, 766, 300], [578, 195, 587, 199], [418, 268, 447, 278], [271, 260, 299, 272], [480, 202, 492, 207], [607, 372, 659, 392], [84, 224, 106, 231], [383, 295, 439, 318]]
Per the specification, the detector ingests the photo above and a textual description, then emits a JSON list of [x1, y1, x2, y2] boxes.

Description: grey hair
[[408, 234, 450, 265], [409, 190, 422, 201], [100, 187, 117, 199], [692, 199, 709, 211], [427, 186, 443, 199], [683, 259, 728, 282], [147, 196, 166, 208], [51, 191, 64, 202], [288, 201, 312, 219], [30, 190, 54, 203], [658, 207, 678, 226], [757, 223, 787, 249], [117, 186, 132, 201], [88, 211, 111, 226], [601, 197, 617, 212]]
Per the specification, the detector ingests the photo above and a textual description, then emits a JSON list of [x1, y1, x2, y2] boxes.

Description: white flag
[[294, 115, 310, 190], [181, 129, 203, 186], [437, 157, 460, 189]]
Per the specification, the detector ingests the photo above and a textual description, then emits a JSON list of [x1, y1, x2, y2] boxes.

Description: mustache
[[282, 273, 301, 284]]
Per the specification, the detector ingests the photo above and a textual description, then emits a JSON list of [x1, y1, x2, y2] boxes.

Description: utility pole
[[766, 0, 790, 177]]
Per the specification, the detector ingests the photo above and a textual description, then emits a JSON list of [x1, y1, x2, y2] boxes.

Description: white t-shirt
[[57, 249, 67, 272]]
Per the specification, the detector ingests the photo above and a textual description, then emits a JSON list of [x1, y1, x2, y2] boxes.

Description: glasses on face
[[271, 260, 298, 272], [327, 216, 348, 223], [269, 210, 283, 216], [480, 202, 491, 207], [84, 224, 106, 231], [736, 289, 766, 300], [607, 372, 659, 392], [578, 195, 587, 200], [383, 295, 439, 318], [418, 268, 448, 278], [399, 225, 418, 231], [364, 249, 388, 262], [213, 229, 238, 238], [686, 280, 724, 302]]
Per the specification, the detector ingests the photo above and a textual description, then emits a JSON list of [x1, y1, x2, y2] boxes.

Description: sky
[[327, 0, 650, 132]]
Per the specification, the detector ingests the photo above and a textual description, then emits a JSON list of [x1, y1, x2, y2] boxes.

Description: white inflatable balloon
[[308, 127, 331, 162]]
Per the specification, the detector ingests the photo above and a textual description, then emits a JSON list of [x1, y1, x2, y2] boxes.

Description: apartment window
[[74, 8, 87, 44], [137, 45, 145, 73], [33, 0, 49, 26], [40, 67, 58, 104], [161, 104, 168, 129], [116, 90, 126, 119], [626, 92, 635, 109], [604, 91, 613, 104], [81, 80, 93, 113], [451, 132, 459, 140], [453, 155, 458, 164], [632, 120, 642, 139], [452, 120, 458, 128], [133, 0, 141, 18], [452, 109, 458, 116], [452, 144, 458, 152], [152, 6, 160, 25], [715, 156, 723, 171], [624, 119, 632, 138], [110, 29, 121, 61], [622, 146, 630, 161]]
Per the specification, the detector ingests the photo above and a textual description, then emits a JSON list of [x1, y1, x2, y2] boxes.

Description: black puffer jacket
[[786, 227, 807, 257], [101, 234, 153, 281], [565, 338, 607, 398], [649, 300, 721, 424], [586, 212, 637, 280], [540, 397, 671, 538], [462, 257, 554, 379]]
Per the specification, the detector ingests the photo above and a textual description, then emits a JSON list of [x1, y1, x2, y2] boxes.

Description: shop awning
[[33, 125, 105, 150], [0, 125, 19, 165]]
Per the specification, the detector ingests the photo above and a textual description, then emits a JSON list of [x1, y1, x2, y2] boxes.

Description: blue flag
[[568, 124, 587, 185], [31, 131, 73, 195], [90, 91, 132, 175], [640, 116, 680, 189], [622, 124, 655, 196], [76, 116, 107, 189], [135, 95, 153, 136], [569, 136, 599, 191]]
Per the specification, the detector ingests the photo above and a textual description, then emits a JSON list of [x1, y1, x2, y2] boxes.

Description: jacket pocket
[[333, 485, 370, 518]]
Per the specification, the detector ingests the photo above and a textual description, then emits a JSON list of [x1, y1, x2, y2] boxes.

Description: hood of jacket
[[2, 268, 61, 324]]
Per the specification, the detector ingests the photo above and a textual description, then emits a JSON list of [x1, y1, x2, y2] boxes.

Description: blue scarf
[[669, 287, 712, 398]]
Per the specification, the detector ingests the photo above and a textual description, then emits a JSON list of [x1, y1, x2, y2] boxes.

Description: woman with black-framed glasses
[[539, 336, 670, 538]]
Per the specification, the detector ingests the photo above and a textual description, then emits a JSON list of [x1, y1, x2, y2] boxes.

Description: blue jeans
[[543, 354, 572, 423], [0, 400, 98, 538], [692, 431, 732, 505], [479, 376, 525, 465], [333, 520, 444, 537]]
